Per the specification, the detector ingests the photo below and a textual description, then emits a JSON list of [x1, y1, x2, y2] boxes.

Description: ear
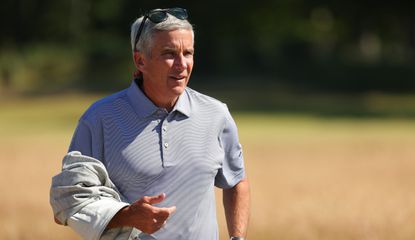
[[133, 51, 146, 72]]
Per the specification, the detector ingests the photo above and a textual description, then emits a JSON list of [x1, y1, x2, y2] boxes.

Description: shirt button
[[164, 142, 169, 148], [162, 126, 167, 132]]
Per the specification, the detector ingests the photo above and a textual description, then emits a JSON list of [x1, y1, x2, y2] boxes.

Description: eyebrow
[[161, 47, 194, 53], [161, 47, 177, 53]]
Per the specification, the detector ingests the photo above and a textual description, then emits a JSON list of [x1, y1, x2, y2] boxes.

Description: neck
[[137, 78, 178, 112]]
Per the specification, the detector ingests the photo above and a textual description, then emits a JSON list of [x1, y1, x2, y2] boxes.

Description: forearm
[[223, 177, 250, 238]]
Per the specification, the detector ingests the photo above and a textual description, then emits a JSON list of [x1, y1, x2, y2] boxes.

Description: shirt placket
[[162, 118, 173, 167], [156, 109, 172, 167]]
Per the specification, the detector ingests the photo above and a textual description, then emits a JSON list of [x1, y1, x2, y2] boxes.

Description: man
[[50, 8, 250, 240]]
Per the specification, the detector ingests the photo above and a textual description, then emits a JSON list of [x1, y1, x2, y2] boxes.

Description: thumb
[[143, 193, 166, 205], [166, 206, 177, 214]]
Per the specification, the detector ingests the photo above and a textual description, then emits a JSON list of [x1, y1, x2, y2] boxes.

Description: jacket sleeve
[[50, 151, 139, 240]]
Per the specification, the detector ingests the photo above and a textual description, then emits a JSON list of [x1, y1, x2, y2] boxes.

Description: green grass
[[0, 94, 102, 135], [3, 92, 415, 134], [206, 89, 415, 118], [2, 93, 415, 140], [234, 113, 415, 141]]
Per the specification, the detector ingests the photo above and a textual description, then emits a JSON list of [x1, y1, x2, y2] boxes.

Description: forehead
[[152, 29, 194, 49]]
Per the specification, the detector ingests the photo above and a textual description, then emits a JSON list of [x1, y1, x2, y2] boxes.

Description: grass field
[[1, 94, 415, 239]]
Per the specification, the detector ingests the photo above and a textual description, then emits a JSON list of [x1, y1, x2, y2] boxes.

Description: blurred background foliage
[[1, 0, 415, 113]]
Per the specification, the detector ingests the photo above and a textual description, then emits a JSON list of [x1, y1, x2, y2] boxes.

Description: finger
[[152, 218, 165, 229], [153, 206, 176, 221], [164, 206, 176, 214], [157, 221, 167, 229], [142, 193, 166, 205], [156, 206, 176, 215], [154, 219, 166, 227]]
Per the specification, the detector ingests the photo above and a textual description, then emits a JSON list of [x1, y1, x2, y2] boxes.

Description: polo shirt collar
[[127, 79, 158, 118], [171, 88, 191, 117], [127, 79, 191, 118]]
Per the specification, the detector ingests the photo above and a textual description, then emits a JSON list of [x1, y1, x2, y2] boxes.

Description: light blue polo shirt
[[69, 79, 245, 240]]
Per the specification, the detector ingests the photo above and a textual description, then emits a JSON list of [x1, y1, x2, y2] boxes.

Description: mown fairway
[[1, 95, 415, 240]]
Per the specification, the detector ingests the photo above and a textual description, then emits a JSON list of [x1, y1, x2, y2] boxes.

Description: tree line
[[1, 0, 414, 93]]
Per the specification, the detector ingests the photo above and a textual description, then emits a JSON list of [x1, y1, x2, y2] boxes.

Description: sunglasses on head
[[133, 7, 189, 52]]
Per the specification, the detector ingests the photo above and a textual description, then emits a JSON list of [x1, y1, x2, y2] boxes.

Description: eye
[[162, 51, 175, 58], [184, 50, 194, 57]]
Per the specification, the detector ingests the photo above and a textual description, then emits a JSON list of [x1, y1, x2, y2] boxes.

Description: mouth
[[169, 75, 187, 81]]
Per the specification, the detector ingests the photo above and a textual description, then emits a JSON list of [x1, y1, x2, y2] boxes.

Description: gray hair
[[131, 12, 194, 56]]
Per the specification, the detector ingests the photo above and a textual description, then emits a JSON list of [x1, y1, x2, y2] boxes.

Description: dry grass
[[1, 96, 415, 239]]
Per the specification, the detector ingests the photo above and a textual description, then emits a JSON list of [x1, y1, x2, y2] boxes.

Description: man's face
[[136, 29, 194, 106]]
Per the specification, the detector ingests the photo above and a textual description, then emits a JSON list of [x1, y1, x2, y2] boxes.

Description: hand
[[107, 193, 176, 234]]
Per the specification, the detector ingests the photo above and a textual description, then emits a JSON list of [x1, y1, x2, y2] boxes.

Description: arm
[[223, 177, 250, 238]]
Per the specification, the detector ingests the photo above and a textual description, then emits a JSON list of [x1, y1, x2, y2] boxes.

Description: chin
[[171, 81, 187, 92], [170, 86, 186, 96]]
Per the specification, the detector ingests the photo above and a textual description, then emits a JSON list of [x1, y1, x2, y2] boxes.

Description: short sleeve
[[68, 119, 103, 161], [215, 107, 245, 189]]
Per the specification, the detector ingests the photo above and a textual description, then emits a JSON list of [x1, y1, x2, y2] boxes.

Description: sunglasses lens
[[168, 8, 188, 20], [148, 11, 167, 23], [135, 8, 188, 51]]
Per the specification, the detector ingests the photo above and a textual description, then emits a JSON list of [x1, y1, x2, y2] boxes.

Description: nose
[[174, 53, 187, 71]]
